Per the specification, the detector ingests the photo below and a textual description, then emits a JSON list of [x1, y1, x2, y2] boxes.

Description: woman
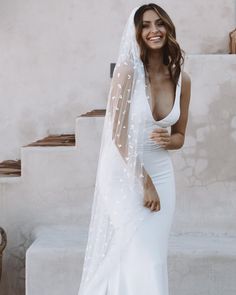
[[78, 3, 191, 295]]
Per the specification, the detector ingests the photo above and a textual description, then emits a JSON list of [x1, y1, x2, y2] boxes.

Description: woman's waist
[[137, 137, 169, 152], [142, 149, 174, 181]]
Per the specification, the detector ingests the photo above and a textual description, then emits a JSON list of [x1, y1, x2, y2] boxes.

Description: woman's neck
[[147, 50, 165, 74]]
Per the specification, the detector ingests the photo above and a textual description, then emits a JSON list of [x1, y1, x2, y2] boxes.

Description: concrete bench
[[26, 227, 236, 295]]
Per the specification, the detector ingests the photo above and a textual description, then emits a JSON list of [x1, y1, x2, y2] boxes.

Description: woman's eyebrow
[[142, 19, 161, 23]]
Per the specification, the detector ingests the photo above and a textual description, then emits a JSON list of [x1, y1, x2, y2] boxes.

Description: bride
[[78, 3, 191, 295]]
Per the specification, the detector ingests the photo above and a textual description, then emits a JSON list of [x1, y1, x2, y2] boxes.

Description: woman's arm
[[108, 61, 161, 212], [108, 61, 133, 162], [150, 71, 191, 150]]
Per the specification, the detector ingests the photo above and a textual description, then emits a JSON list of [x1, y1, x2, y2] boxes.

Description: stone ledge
[[80, 109, 106, 117], [25, 134, 75, 147], [0, 159, 21, 177]]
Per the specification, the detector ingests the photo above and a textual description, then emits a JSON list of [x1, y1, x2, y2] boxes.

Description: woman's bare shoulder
[[182, 71, 191, 87], [181, 70, 191, 102], [182, 71, 191, 89]]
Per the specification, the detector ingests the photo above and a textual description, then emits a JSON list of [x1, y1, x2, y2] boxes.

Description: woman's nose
[[150, 24, 158, 33]]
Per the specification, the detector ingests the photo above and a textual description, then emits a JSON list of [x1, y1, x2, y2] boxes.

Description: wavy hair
[[134, 3, 184, 85]]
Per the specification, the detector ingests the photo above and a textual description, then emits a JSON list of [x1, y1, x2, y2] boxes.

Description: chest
[[146, 75, 176, 121]]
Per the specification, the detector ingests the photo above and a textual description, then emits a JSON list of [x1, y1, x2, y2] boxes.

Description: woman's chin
[[146, 44, 164, 51], [144, 40, 165, 51]]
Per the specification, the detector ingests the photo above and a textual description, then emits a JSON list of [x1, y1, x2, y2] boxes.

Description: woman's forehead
[[142, 10, 160, 22]]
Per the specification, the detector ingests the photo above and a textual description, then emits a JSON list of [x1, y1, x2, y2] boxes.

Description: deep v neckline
[[145, 72, 181, 123]]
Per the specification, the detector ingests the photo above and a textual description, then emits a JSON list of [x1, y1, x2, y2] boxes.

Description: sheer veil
[[78, 6, 178, 294]]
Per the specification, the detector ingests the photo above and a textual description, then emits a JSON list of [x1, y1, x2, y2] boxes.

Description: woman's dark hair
[[134, 3, 184, 85]]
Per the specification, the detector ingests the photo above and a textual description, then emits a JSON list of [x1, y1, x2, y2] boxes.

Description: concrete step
[[26, 226, 86, 295], [0, 111, 104, 180], [25, 134, 75, 147], [75, 115, 104, 149], [26, 227, 236, 295], [0, 134, 75, 179], [0, 159, 21, 177]]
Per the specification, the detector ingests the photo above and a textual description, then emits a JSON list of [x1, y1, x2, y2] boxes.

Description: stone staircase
[[0, 7, 235, 295], [0, 113, 104, 295]]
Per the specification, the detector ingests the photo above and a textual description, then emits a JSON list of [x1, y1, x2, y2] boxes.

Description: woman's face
[[141, 9, 167, 50]]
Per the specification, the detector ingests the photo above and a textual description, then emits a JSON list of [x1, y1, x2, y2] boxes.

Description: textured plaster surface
[[170, 55, 236, 235]]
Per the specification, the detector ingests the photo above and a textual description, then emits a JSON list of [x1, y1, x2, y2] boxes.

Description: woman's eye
[[142, 22, 164, 29]]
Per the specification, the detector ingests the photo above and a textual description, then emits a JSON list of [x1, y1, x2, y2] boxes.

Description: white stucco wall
[[0, 0, 235, 161]]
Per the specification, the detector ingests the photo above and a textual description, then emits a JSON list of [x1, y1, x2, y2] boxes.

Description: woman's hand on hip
[[149, 128, 170, 149]]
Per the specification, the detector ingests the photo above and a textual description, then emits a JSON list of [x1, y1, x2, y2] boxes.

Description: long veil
[[78, 7, 159, 294]]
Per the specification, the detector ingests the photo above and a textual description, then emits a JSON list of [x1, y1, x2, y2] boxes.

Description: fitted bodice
[[137, 72, 182, 151]]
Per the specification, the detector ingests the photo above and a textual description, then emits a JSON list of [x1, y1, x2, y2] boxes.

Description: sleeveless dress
[[106, 72, 182, 295]]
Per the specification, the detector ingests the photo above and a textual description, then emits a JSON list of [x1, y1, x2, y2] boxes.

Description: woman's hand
[[149, 128, 170, 149], [143, 174, 160, 212]]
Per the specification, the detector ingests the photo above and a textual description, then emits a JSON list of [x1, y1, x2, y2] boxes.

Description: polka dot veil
[[78, 7, 153, 294]]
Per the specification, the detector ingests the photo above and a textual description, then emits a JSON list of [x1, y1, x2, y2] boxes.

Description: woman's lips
[[148, 36, 162, 42]]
